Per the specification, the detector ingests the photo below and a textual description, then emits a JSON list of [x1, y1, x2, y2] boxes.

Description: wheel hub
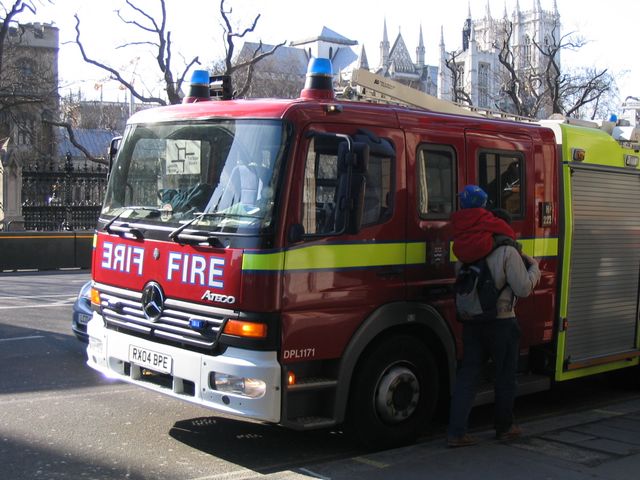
[[375, 365, 420, 423]]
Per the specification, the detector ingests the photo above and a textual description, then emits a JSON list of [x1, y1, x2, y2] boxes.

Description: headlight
[[210, 372, 266, 398], [78, 281, 92, 302]]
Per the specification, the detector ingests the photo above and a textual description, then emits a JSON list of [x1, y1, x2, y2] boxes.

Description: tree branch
[[73, 14, 167, 105], [43, 119, 108, 165]]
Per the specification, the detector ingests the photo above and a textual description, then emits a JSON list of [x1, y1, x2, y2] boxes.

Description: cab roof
[[128, 98, 298, 124]]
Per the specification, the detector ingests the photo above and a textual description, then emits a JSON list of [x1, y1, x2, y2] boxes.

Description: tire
[[348, 334, 439, 450]]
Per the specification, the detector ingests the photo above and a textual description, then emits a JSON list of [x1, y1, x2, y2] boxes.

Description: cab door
[[280, 124, 406, 362], [464, 129, 537, 350], [404, 122, 467, 347]]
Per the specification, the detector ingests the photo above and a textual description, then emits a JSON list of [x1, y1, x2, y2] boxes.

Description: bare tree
[[494, 17, 616, 119], [560, 67, 618, 120], [444, 50, 473, 106], [216, 0, 285, 98], [227, 45, 303, 99], [74, 0, 284, 105], [493, 20, 545, 117], [74, 0, 199, 106]]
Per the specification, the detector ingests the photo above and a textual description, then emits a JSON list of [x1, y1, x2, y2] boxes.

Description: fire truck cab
[[86, 59, 640, 449]]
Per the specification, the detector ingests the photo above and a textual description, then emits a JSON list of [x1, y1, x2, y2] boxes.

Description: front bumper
[[86, 315, 281, 423]]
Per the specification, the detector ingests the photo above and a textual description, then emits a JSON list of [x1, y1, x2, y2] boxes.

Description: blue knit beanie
[[459, 185, 488, 209]]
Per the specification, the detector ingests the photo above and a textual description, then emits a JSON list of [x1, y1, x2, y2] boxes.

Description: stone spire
[[438, 25, 447, 99], [485, 0, 492, 19], [462, 4, 472, 51], [358, 45, 369, 71], [416, 25, 425, 68], [380, 18, 390, 70]]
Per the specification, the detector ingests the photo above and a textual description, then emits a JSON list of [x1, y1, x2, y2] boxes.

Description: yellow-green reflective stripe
[[242, 242, 426, 271], [519, 238, 558, 257], [242, 251, 284, 271], [450, 237, 558, 262], [406, 242, 427, 264]]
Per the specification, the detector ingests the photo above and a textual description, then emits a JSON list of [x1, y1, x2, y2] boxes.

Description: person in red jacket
[[447, 185, 541, 448], [452, 185, 516, 263]]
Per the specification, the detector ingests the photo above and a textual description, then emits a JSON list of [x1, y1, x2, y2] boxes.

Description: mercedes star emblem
[[141, 282, 164, 321]]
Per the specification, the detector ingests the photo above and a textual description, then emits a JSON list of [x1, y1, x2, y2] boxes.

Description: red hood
[[451, 208, 515, 263]]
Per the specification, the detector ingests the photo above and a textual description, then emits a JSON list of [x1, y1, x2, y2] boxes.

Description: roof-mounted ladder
[[344, 69, 535, 123]]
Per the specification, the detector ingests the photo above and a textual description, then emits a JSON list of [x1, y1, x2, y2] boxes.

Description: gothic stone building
[[235, 0, 559, 119], [438, 0, 560, 115], [234, 27, 367, 99], [0, 22, 59, 227]]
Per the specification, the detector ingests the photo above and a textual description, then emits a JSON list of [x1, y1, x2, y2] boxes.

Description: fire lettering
[[101, 241, 144, 275], [167, 252, 225, 288]]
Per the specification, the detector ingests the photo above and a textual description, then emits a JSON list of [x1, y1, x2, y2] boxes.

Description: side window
[[478, 151, 524, 216], [417, 145, 456, 218], [302, 137, 339, 235], [301, 136, 393, 235]]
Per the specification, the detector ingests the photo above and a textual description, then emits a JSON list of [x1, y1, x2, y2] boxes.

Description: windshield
[[102, 119, 288, 234]]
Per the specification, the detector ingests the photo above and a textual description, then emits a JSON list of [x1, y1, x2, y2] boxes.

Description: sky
[[20, 0, 640, 106]]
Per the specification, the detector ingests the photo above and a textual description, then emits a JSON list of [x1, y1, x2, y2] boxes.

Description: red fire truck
[[86, 58, 640, 449]]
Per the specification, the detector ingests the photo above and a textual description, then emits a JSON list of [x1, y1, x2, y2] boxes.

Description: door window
[[417, 145, 456, 218], [478, 151, 524, 216]]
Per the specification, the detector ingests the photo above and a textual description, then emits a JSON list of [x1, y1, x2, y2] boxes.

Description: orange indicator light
[[90, 288, 101, 306], [223, 320, 268, 339]]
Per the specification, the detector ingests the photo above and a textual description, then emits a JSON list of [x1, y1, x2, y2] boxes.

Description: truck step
[[289, 416, 336, 429], [474, 373, 551, 406], [287, 377, 337, 392]]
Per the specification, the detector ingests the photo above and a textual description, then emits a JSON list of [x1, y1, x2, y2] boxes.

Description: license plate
[[77, 313, 91, 325], [129, 345, 172, 374]]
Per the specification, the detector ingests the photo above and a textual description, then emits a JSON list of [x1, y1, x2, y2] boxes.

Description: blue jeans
[[447, 317, 521, 437]]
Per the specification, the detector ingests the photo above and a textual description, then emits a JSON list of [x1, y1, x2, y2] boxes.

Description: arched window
[[523, 35, 532, 66]]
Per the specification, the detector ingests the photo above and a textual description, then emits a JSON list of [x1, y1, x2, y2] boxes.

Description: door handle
[[376, 267, 403, 278]]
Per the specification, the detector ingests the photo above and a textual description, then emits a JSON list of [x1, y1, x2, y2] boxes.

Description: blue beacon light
[[300, 57, 335, 100], [183, 69, 211, 103]]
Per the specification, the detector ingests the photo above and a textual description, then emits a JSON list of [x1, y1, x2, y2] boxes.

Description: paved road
[[1, 271, 639, 479], [0, 271, 366, 480]]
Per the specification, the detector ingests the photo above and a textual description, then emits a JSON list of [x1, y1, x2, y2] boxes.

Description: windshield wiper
[[168, 212, 224, 246], [172, 230, 224, 247], [103, 206, 161, 238]]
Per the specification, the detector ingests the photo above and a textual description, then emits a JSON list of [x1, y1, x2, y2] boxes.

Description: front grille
[[95, 282, 236, 350]]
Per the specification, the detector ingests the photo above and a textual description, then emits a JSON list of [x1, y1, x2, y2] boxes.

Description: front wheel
[[348, 335, 439, 450]]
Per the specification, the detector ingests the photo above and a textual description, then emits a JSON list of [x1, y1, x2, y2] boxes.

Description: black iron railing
[[21, 153, 108, 231]]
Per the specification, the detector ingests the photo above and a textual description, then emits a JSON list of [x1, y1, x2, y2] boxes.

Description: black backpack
[[454, 256, 507, 322]]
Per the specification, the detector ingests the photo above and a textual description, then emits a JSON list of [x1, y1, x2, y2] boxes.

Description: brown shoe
[[447, 434, 479, 448], [496, 424, 522, 441]]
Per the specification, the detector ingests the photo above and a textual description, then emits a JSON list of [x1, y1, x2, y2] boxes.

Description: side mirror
[[335, 141, 368, 235], [337, 141, 369, 174], [108, 136, 122, 172], [352, 142, 369, 173], [347, 174, 366, 234]]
